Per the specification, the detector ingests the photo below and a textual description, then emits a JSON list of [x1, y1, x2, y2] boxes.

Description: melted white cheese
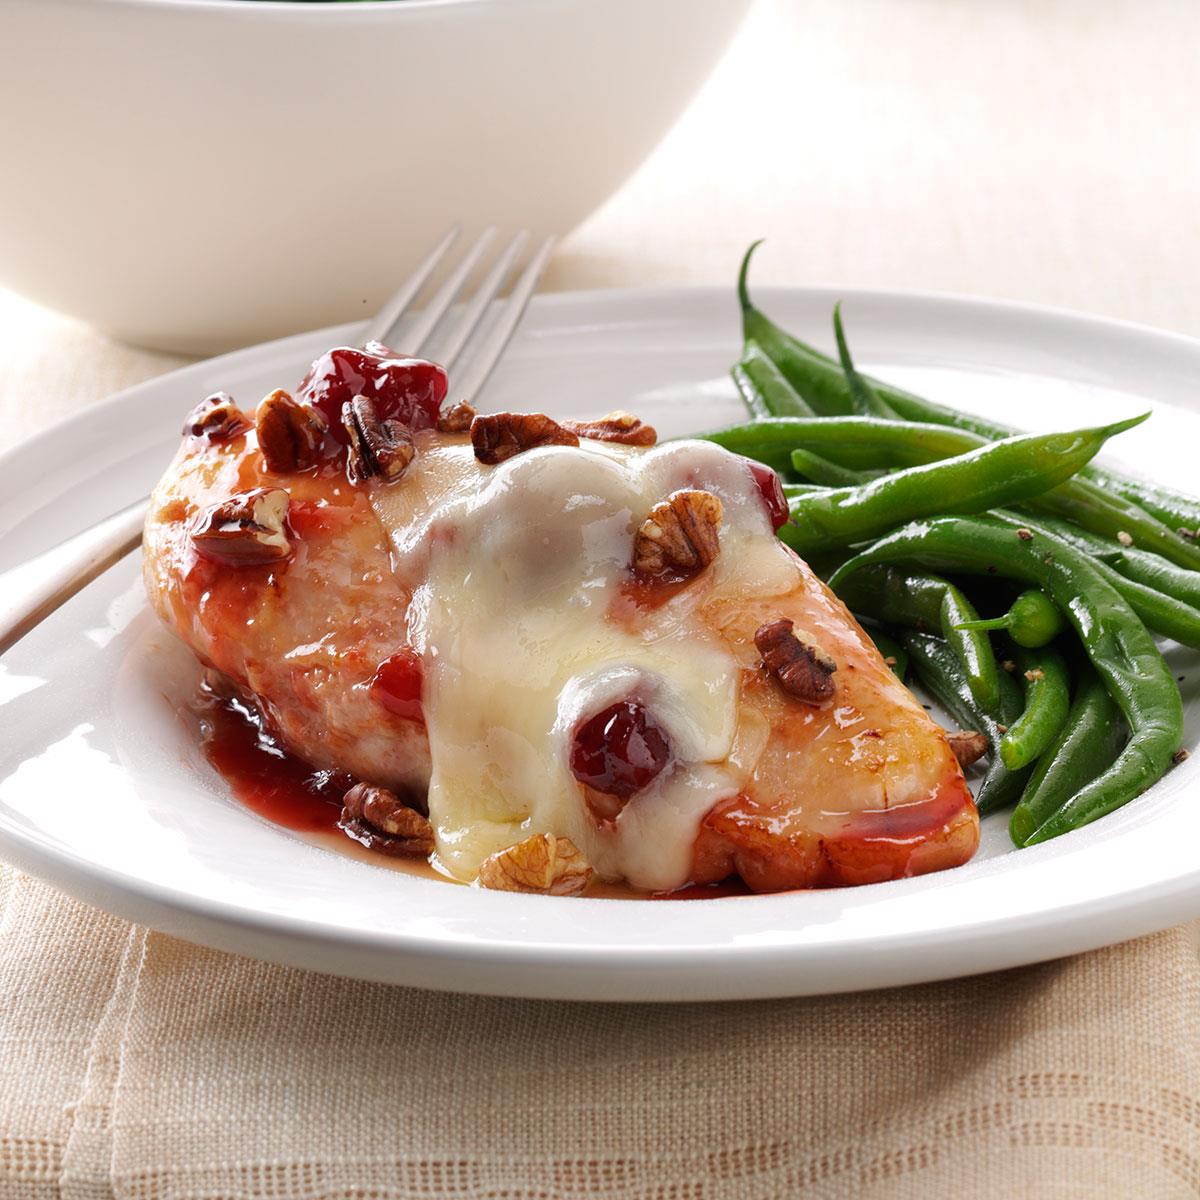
[[369, 435, 798, 890]]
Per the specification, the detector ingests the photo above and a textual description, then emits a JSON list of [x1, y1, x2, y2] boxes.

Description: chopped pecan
[[562, 410, 657, 447], [437, 401, 476, 433], [190, 488, 292, 567], [476, 834, 593, 896], [634, 489, 723, 576], [256, 388, 325, 473], [182, 392, 250, 442], [341, 395, 415, 483], [339, 783, 434, 858], [470, 411, 579, 464], [754, 618, 837, 705], [947, 730, 989, 768]]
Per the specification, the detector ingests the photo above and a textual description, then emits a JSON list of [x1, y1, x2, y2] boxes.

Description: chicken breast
[[144, 345, 977, 894]]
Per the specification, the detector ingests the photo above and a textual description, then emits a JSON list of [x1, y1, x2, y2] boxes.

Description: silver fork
[[0, 227, 555, 656]]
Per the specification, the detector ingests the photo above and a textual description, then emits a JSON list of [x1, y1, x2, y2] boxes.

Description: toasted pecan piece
[[634, 489, 723, 576], [190, 488, 292, 567], [470, 411, 578, 464], [476, 834, 593, 896], [339, 783, 434, 858], [437, 401, 476, 433], [947, 730, 989, 768], [754, 618, 837, 705], [256, 389, 325, 473], [182, 392, 250, 442], [562, 411, 657, 447], [342, 396, 416, 483]]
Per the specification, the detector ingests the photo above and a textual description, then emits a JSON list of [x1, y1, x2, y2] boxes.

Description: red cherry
[[370, 649, 424, 724], [570, 701, 671, 802], [297, 341, 448, 443], [747, 460, 789, 530]]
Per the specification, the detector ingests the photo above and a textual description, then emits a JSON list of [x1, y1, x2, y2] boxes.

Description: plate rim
[[5, 279, 1200, 489], [4, 282, 1200, 1001]]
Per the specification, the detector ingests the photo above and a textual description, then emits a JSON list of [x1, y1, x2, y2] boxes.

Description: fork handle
[[0, 497, 149, 656]]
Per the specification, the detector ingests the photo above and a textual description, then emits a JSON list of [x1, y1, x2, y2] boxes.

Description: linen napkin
[[0, 867, 1197, 1199]]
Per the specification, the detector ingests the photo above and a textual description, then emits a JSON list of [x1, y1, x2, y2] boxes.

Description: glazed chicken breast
[[144, 343, 978, 894]]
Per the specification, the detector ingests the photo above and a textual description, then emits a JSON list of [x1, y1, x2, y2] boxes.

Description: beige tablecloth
[[3, 2, 1200, 1196]]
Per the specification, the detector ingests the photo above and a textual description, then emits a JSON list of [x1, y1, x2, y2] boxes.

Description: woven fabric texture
[[0, 870, 1196, 1200]]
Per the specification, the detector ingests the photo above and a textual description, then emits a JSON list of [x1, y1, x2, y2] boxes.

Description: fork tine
[[453, 235, 557, 407], [394, 226, 497, 356], [0, 227, 555, 658], [435, 230, 528, 371], [359, 224, 460, 347]]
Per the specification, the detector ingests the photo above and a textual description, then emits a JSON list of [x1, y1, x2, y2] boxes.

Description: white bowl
[[0, 0, 749, 354]]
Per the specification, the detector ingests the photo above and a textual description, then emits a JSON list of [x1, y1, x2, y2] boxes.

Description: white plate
[[2, 287, 1199, 1002]]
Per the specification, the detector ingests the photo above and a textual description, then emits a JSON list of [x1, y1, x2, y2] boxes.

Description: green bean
[[844, 365, 1013, 444], [703, 415, 981, 470], [828, 514, 1184, 842], [866, 628, 908, 679], [1087, 471, 1200, 536], [832, 565, 1002, 713], [1035, 517, 1200, 610], [999, 645, 1071, 770], [955, 589, 1065, 648], [1009, 666, 1126, 846], [780, 416, 1146, 555], [1089, 559, 1200, 649], [782, 483, 828, 502], [788, 448, 874, 487], [833, 303, 898, 418], [701, 414, 1200, 571], [872, 383, 1181, 542], [747, 265, 1151, 515], [1026, 474, 1200, 573], [902, 632, 1029, 814], [736, 248, 1200, 556], [731, 363, 770, 420], [738, 243, 1014, 435], [980, 677, 1029, 814], [1011, 516, 1200, 648], [707, 421, 798, 474], [738, 243, 858, 416], [732, 340, 817, 420]]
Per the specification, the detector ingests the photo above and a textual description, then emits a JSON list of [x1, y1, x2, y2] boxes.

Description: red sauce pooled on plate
[[196, 685, 748, 899], [197, 688, 350, 834]]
